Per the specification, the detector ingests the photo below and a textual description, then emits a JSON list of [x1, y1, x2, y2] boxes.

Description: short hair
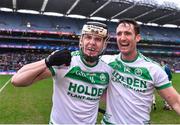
[[118, 18, 140, 35]]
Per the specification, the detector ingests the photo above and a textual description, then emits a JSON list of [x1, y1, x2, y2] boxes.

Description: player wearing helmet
[[79, 22, 108, 63], [11, 21, 112, 124]]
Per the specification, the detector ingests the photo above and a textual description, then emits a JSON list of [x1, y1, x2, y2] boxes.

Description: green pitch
[[0, 75, 52, 123], [0, 74, 180, 124]]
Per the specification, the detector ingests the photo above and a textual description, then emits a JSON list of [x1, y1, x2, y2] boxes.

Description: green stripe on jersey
[[109, 59, 152, 81], [71, 50, 80, 56], [65, 66, 109, 85], [49, 66, 55, 76], [156, 82, 172, 90]]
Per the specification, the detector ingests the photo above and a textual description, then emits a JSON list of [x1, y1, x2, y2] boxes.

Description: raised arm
[[11, 59, 51, 87], [11, 49, 71, 87]]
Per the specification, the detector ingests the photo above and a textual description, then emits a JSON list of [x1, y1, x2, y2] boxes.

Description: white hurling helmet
[[80, 21, 109, 63]]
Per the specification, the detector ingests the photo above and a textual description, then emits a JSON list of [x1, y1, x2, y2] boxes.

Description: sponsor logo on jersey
[[112, 70, 147, 92], [67, 82, 106, 101], [65, 66, 109, 85], [109, 60, 152, 81]]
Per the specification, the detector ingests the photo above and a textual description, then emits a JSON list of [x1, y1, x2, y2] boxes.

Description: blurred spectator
[[160, 60, 173, 110], [0, 51, 48, 72]]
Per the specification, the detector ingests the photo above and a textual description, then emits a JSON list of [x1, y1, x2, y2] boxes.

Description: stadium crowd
[[0, 51, 179, 72], [0, 51, 48, 72]]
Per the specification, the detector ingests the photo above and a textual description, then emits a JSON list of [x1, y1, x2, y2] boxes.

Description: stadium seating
[[0, 11, 179, 73]]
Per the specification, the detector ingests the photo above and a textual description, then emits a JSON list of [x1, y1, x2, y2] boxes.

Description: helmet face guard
[[80, 21, 109, 63]]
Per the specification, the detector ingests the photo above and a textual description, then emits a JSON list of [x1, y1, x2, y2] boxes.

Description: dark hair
[[118, 18, 140, 35]]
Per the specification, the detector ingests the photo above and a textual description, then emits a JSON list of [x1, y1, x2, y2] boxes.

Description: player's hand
[[45, 49, 71, 67]]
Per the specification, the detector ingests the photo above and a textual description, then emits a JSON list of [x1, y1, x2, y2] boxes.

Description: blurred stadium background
[[0, 0, 180, 123]]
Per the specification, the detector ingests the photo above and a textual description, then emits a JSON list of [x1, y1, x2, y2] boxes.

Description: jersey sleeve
[[153, 65, 172, 90], [49, 66, 65, 76]]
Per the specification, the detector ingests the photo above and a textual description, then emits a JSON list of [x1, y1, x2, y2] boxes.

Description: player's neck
[[121, 51, 138, 62]]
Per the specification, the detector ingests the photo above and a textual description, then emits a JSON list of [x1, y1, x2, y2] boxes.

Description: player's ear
[[79, 36, 83, 47], [136, 34, 141, 43], [103, 39, 107, 50], [79, 38, 82, 47]]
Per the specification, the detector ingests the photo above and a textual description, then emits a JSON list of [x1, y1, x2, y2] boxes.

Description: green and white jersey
[[49, 51, 112, 124], [101, 52, 171, 124]]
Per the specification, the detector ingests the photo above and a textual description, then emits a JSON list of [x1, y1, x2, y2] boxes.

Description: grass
[[0, 73, 180, 124], [0, 75, 52, 124]]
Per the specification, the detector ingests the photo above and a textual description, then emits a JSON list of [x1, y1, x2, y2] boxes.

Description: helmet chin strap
[[80, 48, 99, 63], [79, 36, 107, 64]]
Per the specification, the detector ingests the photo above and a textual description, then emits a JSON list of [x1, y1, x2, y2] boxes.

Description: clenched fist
[[45, 49, 71, 67]]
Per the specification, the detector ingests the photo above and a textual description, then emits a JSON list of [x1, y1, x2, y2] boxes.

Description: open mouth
[[86, 47, 98, 56], [120, 43, 129, 47], [87, 47, 95, 51]]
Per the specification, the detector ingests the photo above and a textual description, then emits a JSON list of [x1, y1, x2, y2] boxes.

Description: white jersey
[[101, 52, 171, 124], [49, 51, 112, 124]]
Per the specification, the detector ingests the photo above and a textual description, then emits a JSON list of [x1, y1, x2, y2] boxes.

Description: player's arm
[[11, 59, 51, 87], [154, 64, 180, 115], [158, 87, 180, 115], [11, 49, 71, 87]]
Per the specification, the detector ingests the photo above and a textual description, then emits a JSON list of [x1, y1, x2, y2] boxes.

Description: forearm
[[11, 59, 50, 86], [12, 49, 71, 87], [159, 87, 180, 115], [172, 95, 180, 115]]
